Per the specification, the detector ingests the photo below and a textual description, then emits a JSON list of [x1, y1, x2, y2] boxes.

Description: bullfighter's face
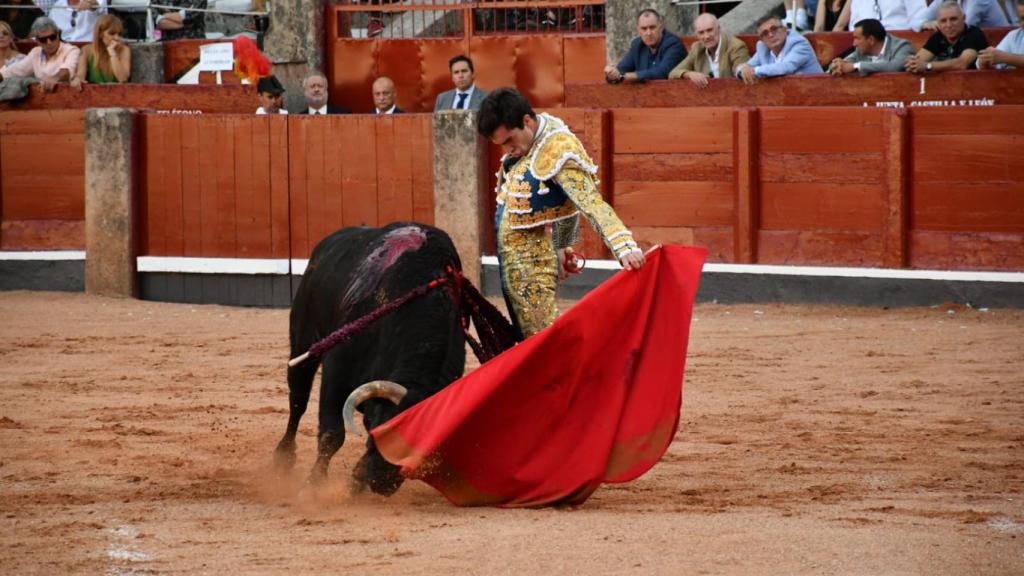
[[489, 114, 538, 159]]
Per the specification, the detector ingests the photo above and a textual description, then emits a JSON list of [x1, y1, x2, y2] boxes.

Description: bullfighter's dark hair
[[476, 87, 537, 139], [854, 18, 886, 41], [448, 54, 474, 73]]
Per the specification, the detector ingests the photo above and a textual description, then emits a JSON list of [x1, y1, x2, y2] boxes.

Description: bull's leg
[[274, 359, 320, 472], [308, 360, 347, 484], [351, 435, 405, 496]]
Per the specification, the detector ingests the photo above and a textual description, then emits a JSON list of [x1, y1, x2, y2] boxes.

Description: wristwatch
[[926, 62, 933, 72]]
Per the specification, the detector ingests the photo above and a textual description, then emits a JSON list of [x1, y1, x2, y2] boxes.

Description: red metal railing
[[329, 1, 605, 40]]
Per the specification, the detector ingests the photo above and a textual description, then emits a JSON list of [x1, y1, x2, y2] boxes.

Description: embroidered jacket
[[495, 113, 639, 259]]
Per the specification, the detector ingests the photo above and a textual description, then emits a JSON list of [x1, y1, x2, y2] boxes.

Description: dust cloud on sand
[[1, 291, 1022, 575]]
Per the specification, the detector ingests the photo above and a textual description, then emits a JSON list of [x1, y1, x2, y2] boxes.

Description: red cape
[[371, 245, 706, 507]]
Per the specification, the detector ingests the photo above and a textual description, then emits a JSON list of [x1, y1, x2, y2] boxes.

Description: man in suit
[[302, 71, 350, 115], [669, 13, 750, 87], [434, 54, 486, 111], [372, 76, 402, 114], [830, 18, 915, 76], [735, 15, 824, 84], [604, 8, 685, 83]]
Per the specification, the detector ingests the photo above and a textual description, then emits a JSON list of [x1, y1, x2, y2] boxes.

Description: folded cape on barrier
[[370, 245, 707, 507]]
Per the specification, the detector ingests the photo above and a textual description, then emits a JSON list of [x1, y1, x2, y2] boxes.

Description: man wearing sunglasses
[[0, 16, 80, 92], [735, 15, 824, 85]]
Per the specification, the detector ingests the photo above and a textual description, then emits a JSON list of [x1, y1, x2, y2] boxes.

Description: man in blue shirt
[[604, 8, 686, 84], [736, 15, 824, 84]]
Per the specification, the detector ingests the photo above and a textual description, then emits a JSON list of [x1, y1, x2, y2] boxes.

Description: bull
[[274, 222, 514, 495]]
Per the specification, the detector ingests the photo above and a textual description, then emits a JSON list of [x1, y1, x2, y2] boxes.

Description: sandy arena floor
[[1, 291, 1022, 575]]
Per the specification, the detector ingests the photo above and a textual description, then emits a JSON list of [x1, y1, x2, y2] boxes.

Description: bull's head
[[342, 380, 408, 437]]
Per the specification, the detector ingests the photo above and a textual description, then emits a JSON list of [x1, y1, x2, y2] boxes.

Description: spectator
[[906, 0, 988, 73], [372, 76, 401, 114], [835, 0, 928, 32], [815, 0, 848, 31], [829, 18, 914, 75], [922, 0, 1015, 29], [0, 16, 80, 92], [668, 13, 749, 87], [255, 74, 286, 115], [784, 0, 812, 30], [434, 54, 486, 111], [301, 71, 350, 114], [156, 0, 206, 41], [70, 14, 128, 89], [50, 0, 106, 42], [979, 0, 1024, 69], [33, 0, 55, 15], [735, 15, 824, 84], [4, 1, 43, 39], [604, 8, 685, 84], [0, 21, 25, 67]]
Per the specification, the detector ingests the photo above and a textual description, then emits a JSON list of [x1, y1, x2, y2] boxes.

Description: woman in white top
[[0, 21, 26, 67], [50, 0, 108, 42]]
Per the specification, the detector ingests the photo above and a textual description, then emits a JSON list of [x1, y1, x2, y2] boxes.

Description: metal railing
[[330, 0, 605, 40]]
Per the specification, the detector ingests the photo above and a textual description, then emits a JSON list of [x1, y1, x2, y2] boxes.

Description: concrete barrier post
[[85, 108, 137, 298], [432, 111, 487, 287], [129, 42, 165, 84]]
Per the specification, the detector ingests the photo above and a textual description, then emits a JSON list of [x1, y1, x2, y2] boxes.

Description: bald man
[[669, 13, 750, 87], [372, 76, 402, 114]]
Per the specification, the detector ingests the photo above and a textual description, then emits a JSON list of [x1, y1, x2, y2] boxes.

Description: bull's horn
[[342, 380, 408, 437]]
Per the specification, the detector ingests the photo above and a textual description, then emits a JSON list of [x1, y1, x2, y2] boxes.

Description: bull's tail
[[459, 276, 520, 363]]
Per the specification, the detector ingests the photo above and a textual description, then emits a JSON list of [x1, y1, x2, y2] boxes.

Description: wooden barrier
[[0, 110, 85, 250], [138, 113, 435, 260], [0, 84, 257, 113], [567, 69, 1024, 108]]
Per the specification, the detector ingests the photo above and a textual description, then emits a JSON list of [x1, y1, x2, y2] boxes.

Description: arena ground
[[1, 291, 1022, 575]]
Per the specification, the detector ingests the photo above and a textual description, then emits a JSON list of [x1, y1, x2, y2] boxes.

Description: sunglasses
[[759, 25, 783, 39], [35, 33, 59, 43]]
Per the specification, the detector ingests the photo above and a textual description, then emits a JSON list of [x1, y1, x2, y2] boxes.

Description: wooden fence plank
[[760, 182, 885, 232], [613, 108, 733, 154], [614, 181, 735, 227], [761, 108, 883, 154]]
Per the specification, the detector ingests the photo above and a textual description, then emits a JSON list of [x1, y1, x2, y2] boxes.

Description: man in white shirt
[[255, 75, 287, 115], [433, 54, 487, 112], [372, 76, 401, 114], [0, 16, 80, 92], [979, 0, 1024, 69], [837, 0, 929, 32]]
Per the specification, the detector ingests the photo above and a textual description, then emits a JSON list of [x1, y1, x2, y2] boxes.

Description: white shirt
[[848, 0, 928, 32], [853, 36, 889, 71], [706, 40, 723, 78], [376, 104, 397, 114], [256, 107, 288, 115], [994, 27, 1024, 68], [50, 0, 108, 42], [307, 105, 328, 115], [452, 85, 475, 110]]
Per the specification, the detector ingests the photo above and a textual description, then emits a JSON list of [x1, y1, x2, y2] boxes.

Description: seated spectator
[[0, 21, 26, 67], [815, 0, 848, 31], [735, 15, 824, 84], [50, 0, 106, 42], [156, 0, 206, 40], [668, 13, 749, 87], [906, 0, 988, 73], [921, 0, 1016, 30], [978, 0, 1024, 68], [829, 17, 914, 75], [255, 74, 286, 115], [434, 54, 486, 111], [70, 14, 128, 90], [835, 0, 928, 32], [372, 76, 401, 114], [0, 16, 79, 92], [604, 8, 685, 84], [301, 71, 350, 114]]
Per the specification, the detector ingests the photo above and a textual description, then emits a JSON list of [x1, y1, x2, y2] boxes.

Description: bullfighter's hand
[[619, 249, 645, 271], [557, 248, 570, 280]]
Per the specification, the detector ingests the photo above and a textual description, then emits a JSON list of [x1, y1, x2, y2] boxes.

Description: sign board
[[199, 43, 235, 72]]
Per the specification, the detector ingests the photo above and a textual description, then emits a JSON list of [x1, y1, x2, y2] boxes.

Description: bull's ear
[[342, 380, 408, 436]]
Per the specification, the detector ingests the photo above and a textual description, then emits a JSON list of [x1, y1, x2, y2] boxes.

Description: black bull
[[274, 222, 515, 495]]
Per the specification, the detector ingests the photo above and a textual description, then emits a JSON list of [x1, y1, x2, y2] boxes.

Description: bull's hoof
[[273, 441, 297, 473]]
